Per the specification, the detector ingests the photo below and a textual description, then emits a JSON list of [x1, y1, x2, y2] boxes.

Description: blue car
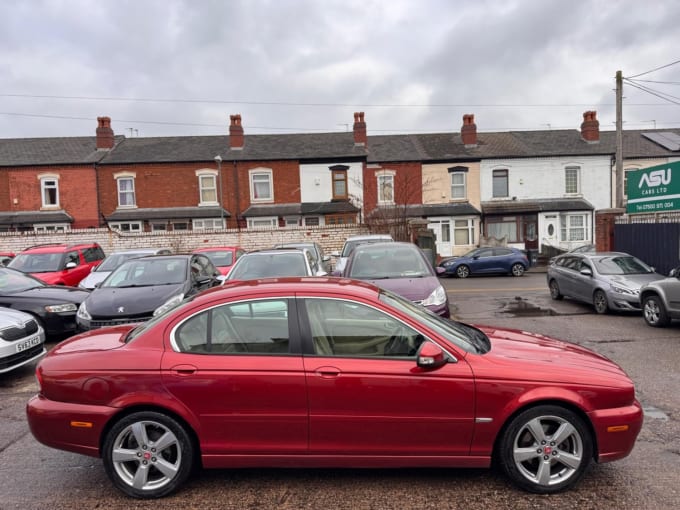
[[438, 247, 530, 278]]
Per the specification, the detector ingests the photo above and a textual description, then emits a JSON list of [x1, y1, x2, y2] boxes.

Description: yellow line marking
[[447, 287, 547, 294]]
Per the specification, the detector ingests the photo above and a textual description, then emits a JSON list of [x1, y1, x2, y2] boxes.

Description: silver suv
[[639, 266, 680, 327], [332, 234, 393, 275]]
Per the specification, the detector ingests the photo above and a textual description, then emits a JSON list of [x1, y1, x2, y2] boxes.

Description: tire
[[593, 290, 608, 314], [103, 411, 194, 499], [548, 280, 563, 300], [498, 405, 592, 494], [642, 294, 670, 327], [511, 263, 525, 277], [456, 265, 470, 278]]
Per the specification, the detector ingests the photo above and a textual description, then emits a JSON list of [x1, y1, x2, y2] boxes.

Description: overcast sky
[[1, 0, 679, 140]]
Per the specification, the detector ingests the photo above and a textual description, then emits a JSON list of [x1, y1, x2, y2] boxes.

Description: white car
[[226, 248, 327, 281], [78, 248, 172, 290], [332, 234, 393, 275], [0, 308, 46, 374]]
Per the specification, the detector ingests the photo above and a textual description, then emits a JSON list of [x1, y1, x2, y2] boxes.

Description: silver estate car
[[547, 251, 665, 314]]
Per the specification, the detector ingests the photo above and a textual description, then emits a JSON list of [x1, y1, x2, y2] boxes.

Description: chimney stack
[[353, 112, 367, 146], [461, 114, 477, 147], [229, 114, 244, 149], [580, 110, 600, 143], [96, 116, 114, 150]]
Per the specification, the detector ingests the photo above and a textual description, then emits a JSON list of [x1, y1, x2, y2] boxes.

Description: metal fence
[[614, 215, 680, 275]]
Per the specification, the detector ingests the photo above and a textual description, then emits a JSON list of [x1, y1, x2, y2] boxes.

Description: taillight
[[35, 365, 44, 393]]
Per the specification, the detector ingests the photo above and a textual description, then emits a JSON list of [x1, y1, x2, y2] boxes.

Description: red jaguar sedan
[[26, 278, 643, 499]]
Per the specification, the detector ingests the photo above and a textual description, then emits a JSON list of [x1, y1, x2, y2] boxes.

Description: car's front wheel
[[511, 263, 525, 277], [103, 411, 195, 499], [593, 290, 608, 314], [455, 265, 470, 278], [498, 405, 592, 493], [642, 294, 670, 327]]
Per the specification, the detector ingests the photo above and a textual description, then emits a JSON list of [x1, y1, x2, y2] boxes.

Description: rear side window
[[83, 246, 105, 263]]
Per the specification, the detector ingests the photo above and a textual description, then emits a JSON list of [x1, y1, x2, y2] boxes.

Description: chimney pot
[[96, 116, 114, 150], [461, 114, 477, 147], [353, 111, 367, 146], [580, 110, 600, 143], [229, 114, 244, 149]]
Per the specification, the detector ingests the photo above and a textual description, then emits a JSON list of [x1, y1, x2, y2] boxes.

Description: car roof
[[353, 241, 416, 251], [111, 248, 170, 255], [20, 242, 100, 254], [244, 248, 308, 256], [345, 234, 393, 242], [193, 246, 241, 252]]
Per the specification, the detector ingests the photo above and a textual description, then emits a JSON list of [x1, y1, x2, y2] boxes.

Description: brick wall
[[595, 208, 624, 251], [0, 224, 369, 258]]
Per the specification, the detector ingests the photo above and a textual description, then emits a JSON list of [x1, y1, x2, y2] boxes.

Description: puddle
[[500, 296, 556, 317], [643, 406, 670, 421]]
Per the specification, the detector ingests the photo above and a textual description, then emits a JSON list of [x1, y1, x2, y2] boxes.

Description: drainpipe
[[233, 160, 240, 230]]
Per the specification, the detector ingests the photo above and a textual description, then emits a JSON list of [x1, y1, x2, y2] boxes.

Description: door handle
[[315, 366, 340, 378], [170, 364, 197, 376]]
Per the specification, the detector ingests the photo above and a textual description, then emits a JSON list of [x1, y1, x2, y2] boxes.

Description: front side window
[[198, 173, 218, 205], [560, 214, 587, 242], [565, 166, 580, 194], [304, 298, 423, 358], [40, 177, 59, 208], [492, 169, 508, 198], [174, 299, 290, 355], [250, 170, 273, 201], [332, 170, 348, 200], [451, 172, 466, 199], [377, 173, 394, 204], [117, 177, 136, 207]]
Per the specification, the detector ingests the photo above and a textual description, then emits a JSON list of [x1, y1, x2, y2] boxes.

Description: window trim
[[492, 169, 509, 198], [193, 218, 226, 230], [38, 174, 60, 209], [249, 168, 274, 203], [196, 169, 219, 206], [247, 216, 278, 229], [450, 172, 467, 200], [376, 170, 395, 205], [109, 221, 142, 232], [331, 167, 349, 200], [114, 173, 137, 208], [564, 166, 581, 195]]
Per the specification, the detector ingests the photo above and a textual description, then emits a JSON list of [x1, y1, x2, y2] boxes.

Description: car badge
[[118, 306, 125, 313]]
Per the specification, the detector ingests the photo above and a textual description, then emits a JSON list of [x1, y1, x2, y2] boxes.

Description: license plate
[[16, 335, 42, 353]]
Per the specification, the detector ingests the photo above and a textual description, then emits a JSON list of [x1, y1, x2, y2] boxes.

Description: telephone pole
[[615, 70, 624, 209]]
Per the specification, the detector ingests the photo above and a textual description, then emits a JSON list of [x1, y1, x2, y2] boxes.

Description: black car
[[76, 254, 221, 330], [0, 267, 90, 340]]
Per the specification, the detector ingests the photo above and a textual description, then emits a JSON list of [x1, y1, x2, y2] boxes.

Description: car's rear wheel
[[103, 411, 194, 499], [511, 263, 525, 277], [548, 279, 563, 300], [593, 290, 608, 314], [642, 294, 670, 327], [498, 405, 592, 493], [456, 265, 470, 278]]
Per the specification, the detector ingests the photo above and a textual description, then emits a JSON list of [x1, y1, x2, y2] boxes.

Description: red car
[[27, 278, 642, 499], [8, 242, 105, 286], [192, 246, 245, 277]]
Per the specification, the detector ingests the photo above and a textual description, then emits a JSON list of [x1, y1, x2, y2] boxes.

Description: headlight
[[45, 303, 78, 313], [611, 285, 638, 295], [76, 302, 91, 320], [422, 285, 447, 306], [153, 294, 184, 317]]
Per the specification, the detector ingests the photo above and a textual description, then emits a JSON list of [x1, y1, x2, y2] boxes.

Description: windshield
[[8, 253, 62, 272], [348, 245, 431, 279], [202, 251, 234, 267], [97, 253, 148, 272], [341, 238, 391, 257], [379, 289, 489, 354], [228, 253, 308, 280], [594, 256, 654, 275], [103, 258, 188, 287], [0, 268, 45, 292]]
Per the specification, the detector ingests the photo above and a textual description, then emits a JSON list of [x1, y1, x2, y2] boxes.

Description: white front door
[[428, 219, 452, 258]]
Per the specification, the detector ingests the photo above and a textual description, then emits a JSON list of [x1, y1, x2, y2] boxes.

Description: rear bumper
[[589, 399, 644, 463]]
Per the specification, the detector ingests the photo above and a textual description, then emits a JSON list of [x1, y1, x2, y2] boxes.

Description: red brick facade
[[362, 162, 423, 215]]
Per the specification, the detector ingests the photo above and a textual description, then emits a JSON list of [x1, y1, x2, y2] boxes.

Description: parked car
[[438, 247, 530, 278], [332, 234, 393, 275], [76, 254, 221, 330], [547, 252, 665, 314], [274, 242, 331, 274], [0, 308, 46, 374], [28, 277, 642, 498], [78, 248, 172, 290], [343, 242, 450, 318], [0, 267, 89, 340], [192, 246, 245, 277], [549, 244, 596, 265], [226, 248, 326, 281], [639, 266, 680, 327], [8, 242, 105, 286], [0, 251, 15, 267]]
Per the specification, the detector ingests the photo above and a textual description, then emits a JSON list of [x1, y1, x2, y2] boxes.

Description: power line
[[626, 59, 680, 79], [623, 79, 680, 106]]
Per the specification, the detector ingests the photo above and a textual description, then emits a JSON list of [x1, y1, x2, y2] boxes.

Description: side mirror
[[416, 341, 447, 369], [322, 255, 331, 262], [435, 266, 446, 275], [65, 261, 77, 269], [670, 267, 679, 278], [580, 267, 593, 277], [331, 251, 340, 257]]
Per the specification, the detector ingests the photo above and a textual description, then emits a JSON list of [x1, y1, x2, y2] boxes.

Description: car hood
[[605, 273, 665, 290], [362, 275, 439, 302], [0, 308, 35, 326], [476, 325, 630, 382], [78, 271, 111, 289], [85, 283, 185, 317], [15, 285, 90, 304]]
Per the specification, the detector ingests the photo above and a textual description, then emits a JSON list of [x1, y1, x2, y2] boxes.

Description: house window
[[565, 166, 580, 194], [492, 169, 508, 198], [304, 217, 320, 226], [326, 213, 356, 225], [40, 176, 59, 208], [34, 223, 69, 232], [250, 169, 273, 202], [109, 221, 142, 232], [193, 218, 225, 230], [451, 172, 466, 199], [377, 173, 394, 204], [116, 176, 136, 207], [487, 217, 518, 242], [332, 169, 348, 200], [454, 219, 475, 245], [284, 217, 300, 228], [561, 214, 588, 242], [196, 170, 218, 205], [172, 222, 189, 231], [151, 222, 167, 231], [247, 217, 278, 229]]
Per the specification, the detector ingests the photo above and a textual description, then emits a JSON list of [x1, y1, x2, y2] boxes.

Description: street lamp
[[214, 155, 224, 228]]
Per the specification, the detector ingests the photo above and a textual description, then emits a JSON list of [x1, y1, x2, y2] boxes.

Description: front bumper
[[589, 399, 644, 463]]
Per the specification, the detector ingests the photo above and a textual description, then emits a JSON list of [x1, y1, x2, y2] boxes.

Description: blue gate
[[614, 216, 680, 276]]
